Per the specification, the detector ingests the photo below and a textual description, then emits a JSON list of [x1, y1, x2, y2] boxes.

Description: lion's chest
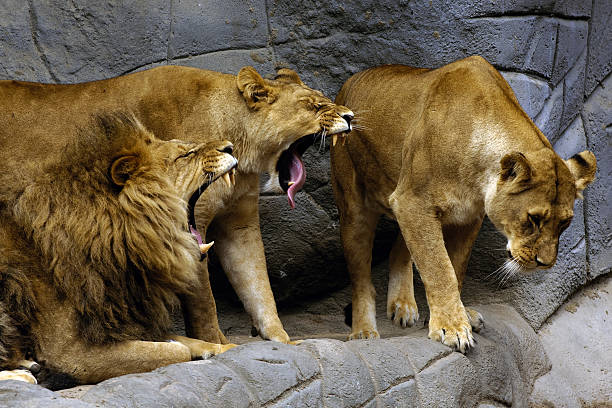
[[437, 188, 484, 226]]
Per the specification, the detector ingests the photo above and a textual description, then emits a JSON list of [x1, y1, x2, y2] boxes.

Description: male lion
[[331, 56, 597, 352], [0, 66, 353, 344], [0, 114, 236, 385]]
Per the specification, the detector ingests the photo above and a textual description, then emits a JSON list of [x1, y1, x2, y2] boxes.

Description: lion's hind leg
[[387, 233, 419, 328], [169, 335, 236, 359]]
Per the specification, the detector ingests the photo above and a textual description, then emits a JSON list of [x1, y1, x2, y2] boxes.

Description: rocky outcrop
[[0, 1, 610, 406], [1, 304, 550, 407]]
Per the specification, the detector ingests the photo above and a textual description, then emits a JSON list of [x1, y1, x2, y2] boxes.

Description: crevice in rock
[[477, 397, 512, 407], [253, 358, 287, 365], [213, 359, 259, 407], [551, 22, 561, 85], [416, 349, 454, 373], [263, 0, 278, 68], [467, 13, 590, 22], [260, 372, 322, 407], [583, 0, 594, 102], [377, 375, 415, 396], [166, 0, 174, 63], [346, 346, 381, 396], [27, 0, 58, 83], [493, 65, 550, 84], [119, 58, 166, 76]]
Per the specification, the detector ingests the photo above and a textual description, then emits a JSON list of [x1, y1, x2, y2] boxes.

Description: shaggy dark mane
[[10, 114, 200, 344]]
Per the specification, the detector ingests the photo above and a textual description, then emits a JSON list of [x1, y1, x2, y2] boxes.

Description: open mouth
[[277, 132, 350, 209], [277, 134, 317, 209], [187, 165, 237, 260]]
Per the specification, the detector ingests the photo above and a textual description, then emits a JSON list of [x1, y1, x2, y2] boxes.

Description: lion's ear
[[110, 155, 141, 187], [500, 152, 532, 183], [237, 66, 276, 109], [274, 68, 304, 85], [565, 150, 597, 198]]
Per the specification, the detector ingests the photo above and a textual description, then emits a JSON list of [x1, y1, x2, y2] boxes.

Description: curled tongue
[[287, 151, 306, 209]]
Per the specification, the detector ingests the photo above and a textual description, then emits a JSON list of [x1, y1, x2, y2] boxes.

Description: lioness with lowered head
[[331, 56, 596, 352], [0, 66, 353, 345], [0, 114, 237, 385]]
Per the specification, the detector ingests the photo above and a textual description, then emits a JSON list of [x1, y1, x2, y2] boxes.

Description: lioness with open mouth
[[0, 66, 353, 344], [331, 56, 596, 352]]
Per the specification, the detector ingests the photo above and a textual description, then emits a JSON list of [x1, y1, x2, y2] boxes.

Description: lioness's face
[[487, 149, 596, 270], [237, 67, 354, 208]]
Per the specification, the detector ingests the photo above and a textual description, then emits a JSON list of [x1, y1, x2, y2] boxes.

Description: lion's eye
[[528, 214, 541, 228], [313, 103, 323, 112], [175, 150, 196, 161]]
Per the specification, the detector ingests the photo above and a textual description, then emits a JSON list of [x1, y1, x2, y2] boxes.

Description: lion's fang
[[223, 173, 231, 187], [332, 135, 338, 146], [199, 241, 214, 254]]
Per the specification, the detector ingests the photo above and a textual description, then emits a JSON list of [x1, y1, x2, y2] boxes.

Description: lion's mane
[[6, 115, 200, 345]]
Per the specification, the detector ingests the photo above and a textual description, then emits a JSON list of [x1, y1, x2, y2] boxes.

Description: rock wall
[[1, 1, 609, 320], [1, 1, 611, 406]]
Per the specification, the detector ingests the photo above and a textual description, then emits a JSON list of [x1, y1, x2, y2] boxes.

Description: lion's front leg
[[180, 260, 228, 344], [390, 192, 474, 353], [209, 188, 290, 343], [443, 220, 485, 332]]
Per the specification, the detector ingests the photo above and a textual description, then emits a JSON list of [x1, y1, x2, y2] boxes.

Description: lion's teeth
[[229, 171, 235, 186], [222, 173, 231, 187], [288, 181, 295, 186], [332, 135, 338, 146], [199, 241, 214, 254], [341, 134, 347, 146]]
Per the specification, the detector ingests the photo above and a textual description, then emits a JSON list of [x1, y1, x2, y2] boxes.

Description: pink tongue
[[287, 151, 306, 209], [190, 225, 203, 246]]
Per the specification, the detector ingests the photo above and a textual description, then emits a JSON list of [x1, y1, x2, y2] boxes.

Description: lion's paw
[[428, 314, 474, 353], [387, 299, 419, 328], [466, 307, 485, 333], [257, 324, 291, 344], [0, 369, 37, 384], [201, 343, 237, 360], [348, 328, 380, 340]]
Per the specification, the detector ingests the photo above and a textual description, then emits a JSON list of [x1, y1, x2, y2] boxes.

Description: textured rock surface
[[0, 1, 610, 406], [530, 275, 612, 407], [0, 304, 552, 408]]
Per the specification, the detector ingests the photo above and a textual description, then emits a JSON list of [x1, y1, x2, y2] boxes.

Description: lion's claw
[[466, 307, 485, 333], [428, 310, 475, 354], [348, 329, 380, 340], [387, 300, 419, 328]]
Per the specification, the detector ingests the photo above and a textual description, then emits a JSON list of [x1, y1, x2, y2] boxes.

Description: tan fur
[[0, 115, 236, 384], [0, 66, 353, 344], [331, 56, 596, 352]]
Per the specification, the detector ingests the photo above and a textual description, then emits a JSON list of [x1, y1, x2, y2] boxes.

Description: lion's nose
[[217, 143, 234, 155], [342, 113, 354, 127], [535, 257, 552, 268]]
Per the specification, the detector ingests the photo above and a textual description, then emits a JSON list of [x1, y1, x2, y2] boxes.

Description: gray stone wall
[[0, 0, 610, 332]]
